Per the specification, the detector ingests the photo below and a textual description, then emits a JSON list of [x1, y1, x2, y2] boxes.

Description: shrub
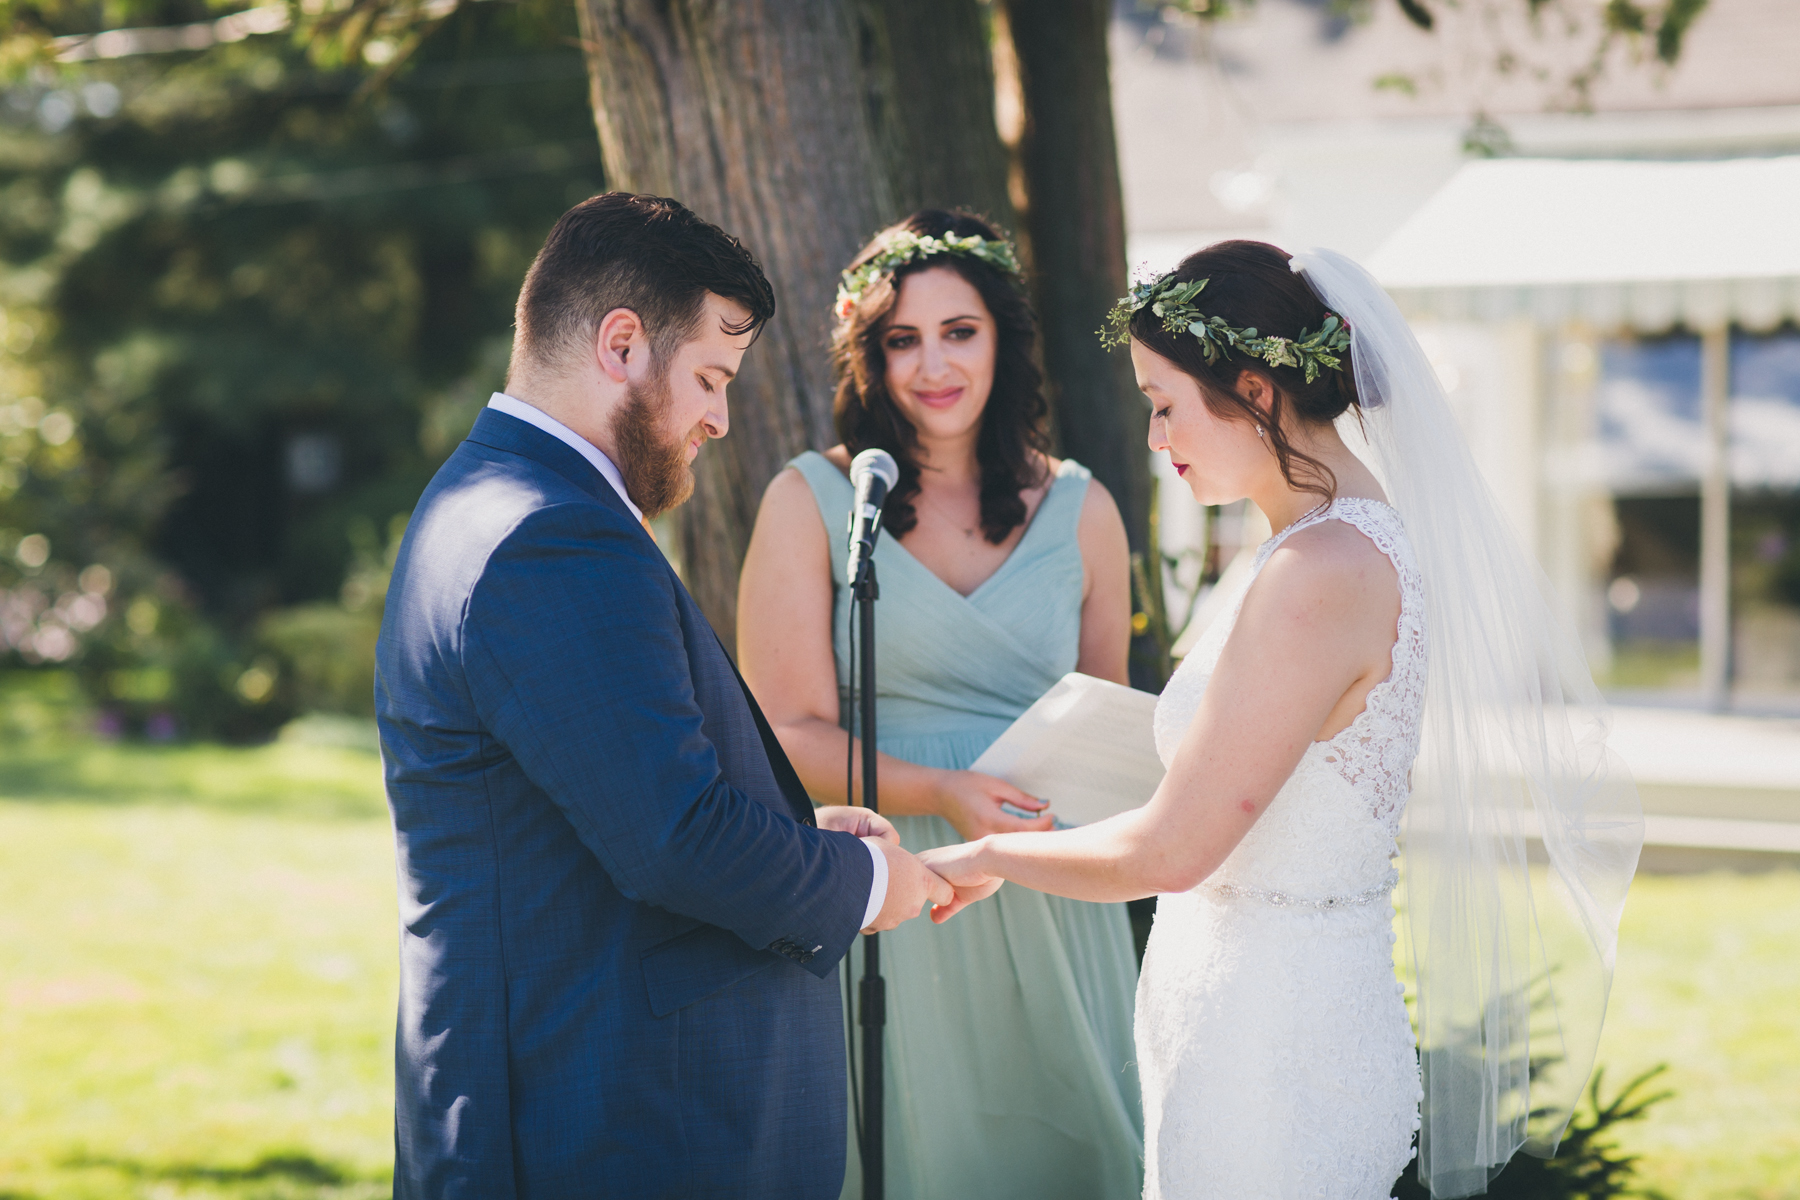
[[1393, 1065, 1674, 1199]]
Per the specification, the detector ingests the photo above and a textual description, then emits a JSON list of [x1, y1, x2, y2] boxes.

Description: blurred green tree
[[0, 0, 600, 736]]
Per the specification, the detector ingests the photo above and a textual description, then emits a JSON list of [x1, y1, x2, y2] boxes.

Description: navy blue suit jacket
[[376, 408, 872, 1198]]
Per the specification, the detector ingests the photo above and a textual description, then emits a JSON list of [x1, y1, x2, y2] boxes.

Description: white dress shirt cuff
[[860, 837, 889, 930]]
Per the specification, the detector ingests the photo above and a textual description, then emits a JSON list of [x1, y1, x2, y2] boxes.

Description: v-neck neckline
[[829, 457, 1075, 605]]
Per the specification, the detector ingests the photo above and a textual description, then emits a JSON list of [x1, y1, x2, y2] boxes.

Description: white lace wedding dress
[[1138, 497, 1425, 1199]]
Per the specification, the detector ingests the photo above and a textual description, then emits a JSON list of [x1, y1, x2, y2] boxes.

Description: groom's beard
[[610, 370, 699, 520]]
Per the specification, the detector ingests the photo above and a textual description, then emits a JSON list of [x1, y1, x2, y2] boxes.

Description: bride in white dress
[[922, 243, 1643, 1199], [1136, 487, 1424, 1198]]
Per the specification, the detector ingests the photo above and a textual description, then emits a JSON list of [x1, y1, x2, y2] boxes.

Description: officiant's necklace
[[919, 487, 979, 539]]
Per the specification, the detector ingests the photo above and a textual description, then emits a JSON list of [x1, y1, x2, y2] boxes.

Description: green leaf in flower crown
[[837, 229, 1023, 321], [1097, 272, 1353, 379]]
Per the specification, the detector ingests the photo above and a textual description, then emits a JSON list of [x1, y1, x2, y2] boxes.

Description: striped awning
[[1368, 156, 1800, 331]]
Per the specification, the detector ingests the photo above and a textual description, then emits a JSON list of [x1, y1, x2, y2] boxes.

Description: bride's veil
[[1290, 249, 1644, 1198]]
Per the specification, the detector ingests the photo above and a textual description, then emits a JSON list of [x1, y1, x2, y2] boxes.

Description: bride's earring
[[1256, 425, 1266, 440]]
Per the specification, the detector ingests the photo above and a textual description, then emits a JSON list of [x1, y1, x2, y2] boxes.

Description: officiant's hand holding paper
[[968, 673, 1164, 826], [932, 770, 1055, 839]]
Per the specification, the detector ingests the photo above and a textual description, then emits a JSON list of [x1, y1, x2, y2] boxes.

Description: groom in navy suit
[[376, 193, 958, 1198]]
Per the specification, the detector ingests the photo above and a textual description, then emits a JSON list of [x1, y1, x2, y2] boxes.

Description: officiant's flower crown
[[834, 231, 1022, 322], [1100, 273, 1352, 385]]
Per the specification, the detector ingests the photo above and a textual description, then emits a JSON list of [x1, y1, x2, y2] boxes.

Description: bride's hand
[[815, 805, 900, 843], [931, 770, 1054, 840], [918, 840, 1004, 923]]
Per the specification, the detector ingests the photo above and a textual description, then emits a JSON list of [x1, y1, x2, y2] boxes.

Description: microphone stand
[[851, 553, 885, 1200]]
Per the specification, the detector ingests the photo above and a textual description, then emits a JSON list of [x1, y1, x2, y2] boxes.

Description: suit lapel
[[713, 638, 818, 828]]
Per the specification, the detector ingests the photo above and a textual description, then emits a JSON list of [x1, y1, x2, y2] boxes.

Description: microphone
[[846, 448, 900, 587]]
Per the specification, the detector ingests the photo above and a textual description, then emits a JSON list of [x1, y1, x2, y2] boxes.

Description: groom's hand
[[862, 838, 954, 933], [916, 841, 1004, 924]]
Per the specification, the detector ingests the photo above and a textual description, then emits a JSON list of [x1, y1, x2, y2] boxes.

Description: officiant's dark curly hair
[[1125, 240, 1363, 503], [832, 210, 1051, 544], [511, 192, 775, 376]]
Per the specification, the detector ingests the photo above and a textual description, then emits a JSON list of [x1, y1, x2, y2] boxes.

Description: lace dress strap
[[1155, 496, 1428, 837], [1222, 498, 1411, 635], [1288, 498, 1427, 835]]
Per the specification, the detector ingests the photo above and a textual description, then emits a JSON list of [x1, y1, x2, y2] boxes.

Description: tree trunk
[[577, 0, 1013, 650], [578, 0, 894, 648], [875, 0, 1016, 225], [1000, 0, 1159, 682]]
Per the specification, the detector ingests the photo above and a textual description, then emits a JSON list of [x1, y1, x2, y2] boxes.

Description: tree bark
[[875, 0, 1016, 225], [577, 0, 1013, 650], [578, 0, 893, 648], [1001, 0, 1158, 682]]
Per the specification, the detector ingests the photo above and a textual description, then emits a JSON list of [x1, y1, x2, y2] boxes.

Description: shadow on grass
[[63, 1150, 391, 1191], [0, 674, 385, 820], [0, 742, 386, 820]]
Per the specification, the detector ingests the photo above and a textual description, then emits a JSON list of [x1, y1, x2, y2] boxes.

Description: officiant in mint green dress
[[738, 210, 1143, 1200]]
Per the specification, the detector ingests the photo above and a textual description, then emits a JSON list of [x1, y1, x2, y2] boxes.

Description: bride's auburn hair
[[1129, 240, 1363, 503], [831, 210, 1051, 544]]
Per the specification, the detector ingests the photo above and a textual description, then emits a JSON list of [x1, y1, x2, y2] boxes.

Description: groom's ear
[[595, 307, 649, 383]]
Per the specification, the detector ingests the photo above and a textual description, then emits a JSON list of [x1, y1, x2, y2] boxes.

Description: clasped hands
[[816, 807, 1005, 932]]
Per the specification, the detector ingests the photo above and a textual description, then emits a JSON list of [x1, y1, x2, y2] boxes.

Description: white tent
[[1370, 156, 1800, 709]]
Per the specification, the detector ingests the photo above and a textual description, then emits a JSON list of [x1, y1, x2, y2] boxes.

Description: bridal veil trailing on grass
[[1289, 249, 1645, 1199]]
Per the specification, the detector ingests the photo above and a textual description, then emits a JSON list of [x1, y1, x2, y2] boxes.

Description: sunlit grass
[[0, 672, 1795, 1197], [0, 674, 384, 822], [0, 674, 394, 1200], [1603, 639, 1703, 691], [1598, 869, 1800, 1200]]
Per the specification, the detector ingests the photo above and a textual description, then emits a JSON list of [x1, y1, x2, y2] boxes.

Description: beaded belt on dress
[[1201, 867, 1399, 910]]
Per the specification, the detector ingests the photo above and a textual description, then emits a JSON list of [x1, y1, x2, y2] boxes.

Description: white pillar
[[1698, 325, 1731, 710], [1539, 324, 1613, 676]]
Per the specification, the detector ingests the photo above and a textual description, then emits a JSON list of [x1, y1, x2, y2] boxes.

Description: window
[[1729, 330, 1800, 702], [1597, 335, 1702, 691]]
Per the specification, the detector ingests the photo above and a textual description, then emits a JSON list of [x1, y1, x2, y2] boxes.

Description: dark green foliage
[[0, 0, 600, 737], [1392, 1065, 1674, 1200], [1395, 0, 1434, 32], [1652, 0, 1708, 63], [1462, 112, 1516, 159], [1603, 0, 1711, 64]]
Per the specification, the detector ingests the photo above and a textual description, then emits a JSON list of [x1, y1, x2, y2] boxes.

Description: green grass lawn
[[1597, 870, 1800, 1200], [0, 673, 1796, 1198], [0, 676, 396, 1200]]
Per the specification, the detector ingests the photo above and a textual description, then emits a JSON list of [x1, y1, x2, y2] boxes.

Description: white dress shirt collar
[[486, 392, 643, 523]]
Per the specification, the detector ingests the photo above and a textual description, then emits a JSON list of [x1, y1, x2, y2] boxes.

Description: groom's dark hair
[[512, 192, 776, 375]]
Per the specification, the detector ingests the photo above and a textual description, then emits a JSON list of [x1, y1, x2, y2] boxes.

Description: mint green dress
[[790, 451, 1144, 1200]]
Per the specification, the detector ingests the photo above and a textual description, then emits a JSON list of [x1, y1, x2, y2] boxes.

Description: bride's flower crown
[[834, 231, 1022, 323], [1100, 274, 1351, 385]]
